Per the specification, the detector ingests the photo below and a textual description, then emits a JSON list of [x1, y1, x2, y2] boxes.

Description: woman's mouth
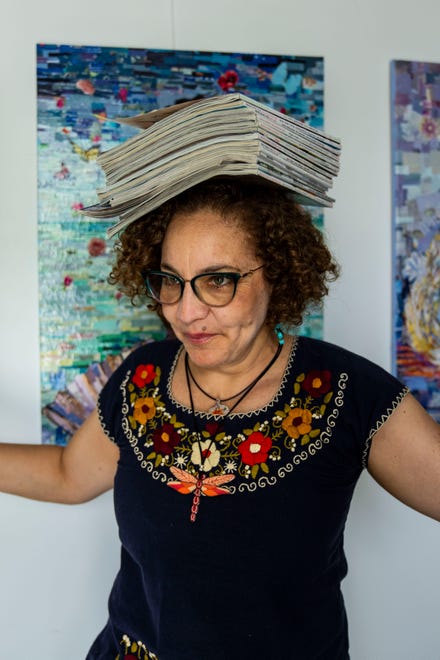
[[183, 332, 216, 345]]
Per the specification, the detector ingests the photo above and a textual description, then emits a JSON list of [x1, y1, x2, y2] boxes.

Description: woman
[[2, 177, 438, 659]]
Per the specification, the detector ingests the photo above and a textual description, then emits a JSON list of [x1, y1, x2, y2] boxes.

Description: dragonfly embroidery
[[167, 466, 235, 522]]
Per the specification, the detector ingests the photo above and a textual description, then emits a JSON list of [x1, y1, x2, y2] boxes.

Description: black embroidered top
[[87, 336, 408, 660]]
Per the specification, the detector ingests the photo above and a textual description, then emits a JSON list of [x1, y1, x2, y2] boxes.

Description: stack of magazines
[[84, 93, 341, 238]]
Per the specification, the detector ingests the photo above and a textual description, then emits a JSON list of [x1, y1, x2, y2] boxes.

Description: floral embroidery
[[191, 439, 221, 471], [117, 634, 158, 659], [274, 369, 335, 447], [238, 431, 272, 466], [281, 407, 312, 441], [133, 397, 156, 424], [152, 423, 181, 455], [132, 363, 158, 388], [302, 370, 332, 397], [119, 346, 347, 495]]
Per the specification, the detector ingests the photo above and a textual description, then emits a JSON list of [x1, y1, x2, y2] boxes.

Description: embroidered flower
[[133, 397, 156, 424], [152, 423, 181, 455], [205, 421, 221, 436], [238, 431, 272, 466], [302, 370, 332, 397], [281, 407, 312, 439], [191, 440, 221, 471], [132, 364, 157, 388]]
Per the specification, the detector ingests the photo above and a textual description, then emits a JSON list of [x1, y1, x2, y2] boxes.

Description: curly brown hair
[[109, 177, 339, 328]]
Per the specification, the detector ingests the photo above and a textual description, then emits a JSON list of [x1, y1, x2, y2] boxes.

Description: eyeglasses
[[144, 265, 264, 307]]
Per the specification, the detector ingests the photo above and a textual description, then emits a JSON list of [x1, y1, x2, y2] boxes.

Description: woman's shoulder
[[124, 336, 181, 367], [297, 335, 390, 372], [294, 335, 407, 397]]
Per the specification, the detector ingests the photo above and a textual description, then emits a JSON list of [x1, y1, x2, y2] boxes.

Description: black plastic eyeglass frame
[[144, 265, 264, 307]]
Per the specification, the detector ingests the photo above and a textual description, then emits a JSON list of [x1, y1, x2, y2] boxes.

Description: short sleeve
[[332, 345, 409, 469], [96, 344, 156, 446], [297, 337, 409, 471]]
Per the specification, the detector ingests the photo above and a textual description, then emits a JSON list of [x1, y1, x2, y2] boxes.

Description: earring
[[275, 324, 284, 346]]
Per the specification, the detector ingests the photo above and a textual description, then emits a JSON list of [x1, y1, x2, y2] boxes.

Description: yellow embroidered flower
[[133, 396, 156, 425], [281, 407, 312, 439]]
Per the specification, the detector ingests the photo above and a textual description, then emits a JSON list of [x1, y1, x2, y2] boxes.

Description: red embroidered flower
[[152, 423, 181, 455], [132, 364, 157, 388], [238, 432, 272, 466], [205, 421, 221, 436], [217, 69, 239, 91], [302, 370, 331, 397]]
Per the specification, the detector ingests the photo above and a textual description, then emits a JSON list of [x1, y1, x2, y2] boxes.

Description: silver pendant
[[208, 400, 229, 416]]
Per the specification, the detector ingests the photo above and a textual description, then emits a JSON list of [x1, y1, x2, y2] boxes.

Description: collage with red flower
[[124, 361, 335, 495]]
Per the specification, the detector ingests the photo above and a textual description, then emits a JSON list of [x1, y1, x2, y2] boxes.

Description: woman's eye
[[207, 274, 234, 288], [163, 276, 179, 287]]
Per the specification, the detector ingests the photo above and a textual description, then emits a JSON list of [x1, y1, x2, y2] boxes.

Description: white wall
[[1, 1, 439, 658]]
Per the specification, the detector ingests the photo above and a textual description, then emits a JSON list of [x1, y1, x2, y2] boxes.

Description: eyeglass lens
[[146, 272, 237, 306]]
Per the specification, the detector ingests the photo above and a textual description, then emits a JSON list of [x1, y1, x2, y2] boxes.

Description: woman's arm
[[368, 393, 440, 522], [0, 409, 119, 504]]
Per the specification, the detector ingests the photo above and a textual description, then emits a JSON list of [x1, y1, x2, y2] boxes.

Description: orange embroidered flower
[[133, 397, 156, 424], [282, 407, 312, 439]]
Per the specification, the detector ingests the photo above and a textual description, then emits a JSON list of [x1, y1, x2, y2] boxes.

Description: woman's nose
[[176, 281, 209, 323]]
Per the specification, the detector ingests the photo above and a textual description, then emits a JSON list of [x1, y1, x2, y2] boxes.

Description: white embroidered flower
[[175, 454, 187, 467], [224, 460, 237, 473], [191, 440, 220, 472]]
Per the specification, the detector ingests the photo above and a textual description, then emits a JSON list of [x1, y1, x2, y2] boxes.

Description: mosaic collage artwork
[[37, 44, 326, 444], [391, 60, 440, 420]]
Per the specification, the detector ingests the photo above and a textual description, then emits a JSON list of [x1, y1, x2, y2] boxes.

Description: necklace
[[185, 341, 283, 416], [184, 340, 283, 522]]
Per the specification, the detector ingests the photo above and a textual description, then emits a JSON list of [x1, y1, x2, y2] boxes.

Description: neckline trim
[[166, 335, 299, 420]]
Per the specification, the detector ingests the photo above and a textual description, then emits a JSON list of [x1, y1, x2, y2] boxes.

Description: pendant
[[207, 399, 229, 416]]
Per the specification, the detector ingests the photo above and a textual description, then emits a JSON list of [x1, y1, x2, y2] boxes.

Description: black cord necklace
[[185, 341, 283, 416], [184, 340, 283, 522]]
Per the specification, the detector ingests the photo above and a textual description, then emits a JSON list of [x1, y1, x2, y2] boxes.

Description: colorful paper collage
[[37, 44, 326, 444], [391, 60, 440, 420]]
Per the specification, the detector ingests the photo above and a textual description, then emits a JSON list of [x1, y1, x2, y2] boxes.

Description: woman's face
[[159, 207, 272, 370]]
